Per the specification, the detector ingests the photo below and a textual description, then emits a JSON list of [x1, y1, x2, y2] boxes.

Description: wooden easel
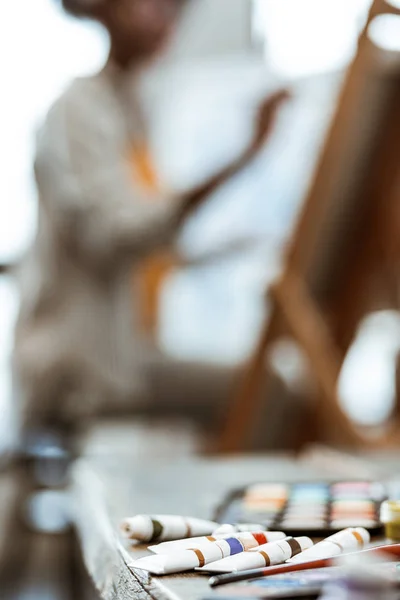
[[220, 0, 400, 452]]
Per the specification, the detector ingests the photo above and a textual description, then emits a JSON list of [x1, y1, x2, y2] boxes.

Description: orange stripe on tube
[[352, 530, 364, 546], [252, 532, 268, 546], [190, 548, 206, 568], [259, 551, 271, 567]]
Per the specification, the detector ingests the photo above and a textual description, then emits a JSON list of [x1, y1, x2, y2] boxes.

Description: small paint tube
[[287, 527, 370, 563], [132, 532, 280, 575], [149, 530, 286, 555], [120, 514, 218, 542], [196, 536, 313, 573], [212, 523, 267, 535]]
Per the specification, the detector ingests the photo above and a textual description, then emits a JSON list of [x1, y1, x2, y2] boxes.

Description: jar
[[381, 500, 400, 542]]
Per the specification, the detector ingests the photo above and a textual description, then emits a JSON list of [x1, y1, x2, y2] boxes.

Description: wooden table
[[72, 455, 305, 600], [70, 421, 400, 599], [71, 430, 400, 600]]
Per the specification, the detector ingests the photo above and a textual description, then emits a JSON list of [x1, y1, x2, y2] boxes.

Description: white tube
[[287, 528, 370, 563], [132, 532, 285, 575], [120, 515, 218, 542], [149, 530, 286, 555], [197, 536, 314, 573], [212, 523, 266, 535]]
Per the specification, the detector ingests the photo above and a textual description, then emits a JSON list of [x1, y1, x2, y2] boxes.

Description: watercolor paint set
[[215, 481, 386, 536]]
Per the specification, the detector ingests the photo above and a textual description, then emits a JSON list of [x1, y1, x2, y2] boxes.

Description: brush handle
[[209, 543, 400, 588], [209, 558, 330, 587]]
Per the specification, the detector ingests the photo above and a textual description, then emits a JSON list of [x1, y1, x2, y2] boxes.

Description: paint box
[[215, 481, 386, 536]]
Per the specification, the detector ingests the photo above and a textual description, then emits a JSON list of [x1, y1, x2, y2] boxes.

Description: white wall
[[254, 0, 372, 77], [166, 0, 253, 61], [0, 0, 108, 262]]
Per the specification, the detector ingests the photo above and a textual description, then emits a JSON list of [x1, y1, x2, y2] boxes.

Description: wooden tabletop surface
[[71, 421, 400, 600], [72, 454, 325, 600]]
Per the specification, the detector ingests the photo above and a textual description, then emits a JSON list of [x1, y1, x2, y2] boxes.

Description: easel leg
[[218, 310, 281, 453], [273, 274, 369, 447], [220, 269, 400, 453]]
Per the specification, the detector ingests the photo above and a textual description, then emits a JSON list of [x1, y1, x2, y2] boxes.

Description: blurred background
[[0, 0, 399, 597], [2, 0, 398, 446]]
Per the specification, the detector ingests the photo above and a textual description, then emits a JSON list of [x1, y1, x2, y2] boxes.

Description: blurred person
[[13, 0, 287, 440]]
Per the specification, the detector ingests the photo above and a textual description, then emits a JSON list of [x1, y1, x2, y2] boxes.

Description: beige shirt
[[14, 66, 184, 424]]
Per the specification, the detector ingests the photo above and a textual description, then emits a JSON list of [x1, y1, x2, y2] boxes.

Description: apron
[[130, 143, 178, 338]]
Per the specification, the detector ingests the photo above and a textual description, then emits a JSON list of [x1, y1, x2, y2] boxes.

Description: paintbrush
[[209, 543, 400, 587]]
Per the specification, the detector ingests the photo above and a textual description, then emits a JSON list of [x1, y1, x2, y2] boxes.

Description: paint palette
[[216, 481, 386, 536]]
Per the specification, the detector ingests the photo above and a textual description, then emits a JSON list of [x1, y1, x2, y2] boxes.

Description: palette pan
[[215, 481, 386, 536]]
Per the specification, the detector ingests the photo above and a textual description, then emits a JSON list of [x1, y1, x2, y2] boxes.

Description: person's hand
[[248, 90, 290, 157]]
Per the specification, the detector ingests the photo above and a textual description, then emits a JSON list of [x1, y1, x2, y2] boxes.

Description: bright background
[[2, 0, 398, 448]]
